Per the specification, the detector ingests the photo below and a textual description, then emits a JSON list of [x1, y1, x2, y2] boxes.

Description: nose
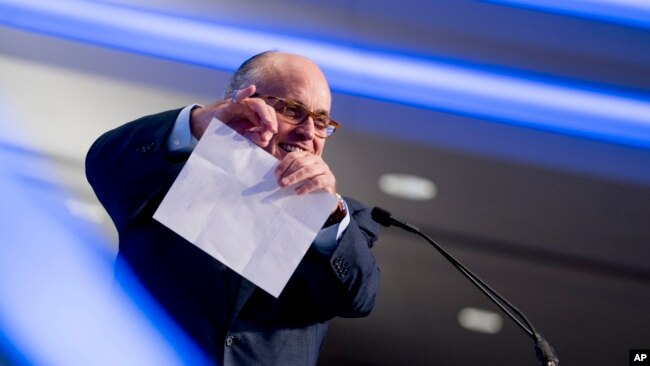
[[294, 116, 316, 140]]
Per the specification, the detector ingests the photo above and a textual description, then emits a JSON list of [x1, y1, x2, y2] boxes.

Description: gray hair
[[223, 51, 277, 98]]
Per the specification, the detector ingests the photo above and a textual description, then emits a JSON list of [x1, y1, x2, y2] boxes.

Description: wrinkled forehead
[[258, 55, 332, 113]]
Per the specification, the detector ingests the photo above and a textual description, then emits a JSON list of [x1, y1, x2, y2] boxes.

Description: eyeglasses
[[251, 93, 340, 138]]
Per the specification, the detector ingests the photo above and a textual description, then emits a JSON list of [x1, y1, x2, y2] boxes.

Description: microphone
[[371, 207, 559, 366], [369, 206, 392, 226], [371, 207, 419, 233]]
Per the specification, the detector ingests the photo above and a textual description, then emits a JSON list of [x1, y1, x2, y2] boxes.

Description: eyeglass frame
[[250, 93, 341, 138]]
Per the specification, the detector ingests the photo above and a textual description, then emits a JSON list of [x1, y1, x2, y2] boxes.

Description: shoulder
[[85, 108, 187, 229], [101, 108, 184, 144], [86, 108, 184, 164]]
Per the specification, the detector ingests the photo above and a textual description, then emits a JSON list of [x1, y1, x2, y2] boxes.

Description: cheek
[[263, 136, 281, 159], [275, 123, 293, 139], [314, 140, 325, 156]]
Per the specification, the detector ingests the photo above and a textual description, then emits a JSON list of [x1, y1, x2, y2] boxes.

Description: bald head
[[224, 51, 331, 111]]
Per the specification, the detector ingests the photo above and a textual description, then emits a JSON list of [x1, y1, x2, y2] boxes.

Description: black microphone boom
[[371, 207, 559, 366], [371, 206, 419, 233]]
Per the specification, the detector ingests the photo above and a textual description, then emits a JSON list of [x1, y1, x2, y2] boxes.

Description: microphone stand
[[372, 207, 559, 366]]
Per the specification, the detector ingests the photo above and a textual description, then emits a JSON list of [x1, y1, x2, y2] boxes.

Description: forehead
[[257, 54, 331, 113]]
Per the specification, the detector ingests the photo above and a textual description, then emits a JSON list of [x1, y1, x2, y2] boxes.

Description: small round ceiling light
[[378, 173, 437, 201]]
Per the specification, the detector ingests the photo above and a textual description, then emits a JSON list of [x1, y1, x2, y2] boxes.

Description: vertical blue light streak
[[0, 100, 209, 365]]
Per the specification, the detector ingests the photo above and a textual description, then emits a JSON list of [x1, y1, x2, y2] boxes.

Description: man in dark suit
[[86, 51, 380, 365]]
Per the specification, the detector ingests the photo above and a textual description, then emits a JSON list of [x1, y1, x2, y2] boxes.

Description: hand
[[275, 151, 337, 195], [190, 85, 278, 148]]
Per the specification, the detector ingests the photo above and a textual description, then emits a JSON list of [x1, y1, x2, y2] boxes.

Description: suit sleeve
[[327, 199, 380, 317], [281, 198, 380, 320], [85, 109, 187, 231]]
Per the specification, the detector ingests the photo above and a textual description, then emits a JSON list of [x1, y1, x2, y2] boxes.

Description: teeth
[[280, 144, 304, 153]]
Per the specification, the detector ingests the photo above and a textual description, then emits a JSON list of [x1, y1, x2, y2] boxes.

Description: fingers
[[232, 85, 277, 144], [239, 98, 278, 142], [275, 152, 336, 195], [295, 174, 336, 195], [210, 85, 278, 147], [232, 85, 256, 103]]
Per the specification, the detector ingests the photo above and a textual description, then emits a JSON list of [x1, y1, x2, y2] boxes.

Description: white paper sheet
[[153, 118, 338, 297]]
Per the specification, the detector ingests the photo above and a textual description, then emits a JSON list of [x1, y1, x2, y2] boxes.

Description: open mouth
[[279, 143, 307, 153]]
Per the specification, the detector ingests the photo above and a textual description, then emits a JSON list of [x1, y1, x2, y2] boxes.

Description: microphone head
[[371, 207, 393, 227]]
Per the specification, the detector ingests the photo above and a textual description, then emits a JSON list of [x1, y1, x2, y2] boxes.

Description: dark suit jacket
[[86, 109, 381, 365]]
